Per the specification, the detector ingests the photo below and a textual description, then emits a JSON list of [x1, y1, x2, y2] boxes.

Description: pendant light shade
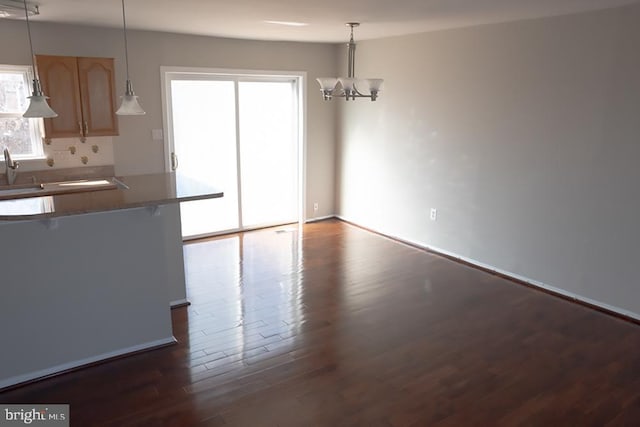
[[116, 0, 145, 116], [116, 80, 145, 115], [117, 94, 145, 115], [20, 0, 57, 118], [337, 77, 356, 93], [24, 95, 57, 118]]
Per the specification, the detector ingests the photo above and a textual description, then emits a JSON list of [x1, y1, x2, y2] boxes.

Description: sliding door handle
[[171, 152, 179, 171]]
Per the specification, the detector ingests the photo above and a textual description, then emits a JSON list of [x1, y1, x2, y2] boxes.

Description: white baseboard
[[336, 216, 640, 322], [170, 298, 190, 308], [0, 337, 177, 391], [305, 215, 336, 223]]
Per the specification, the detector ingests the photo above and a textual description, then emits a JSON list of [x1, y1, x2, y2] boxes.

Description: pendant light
[[317, 23, 383, 102], [21, 0, 57, 118], [116, 0, 145, 115]]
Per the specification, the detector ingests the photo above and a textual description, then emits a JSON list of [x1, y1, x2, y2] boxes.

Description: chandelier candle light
[[21, 0, 57, 118], [317, 23, 383, 102], [116, 0, 145, 115]]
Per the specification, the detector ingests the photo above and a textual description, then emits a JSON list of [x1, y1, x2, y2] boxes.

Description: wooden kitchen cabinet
[[36, 55, 119, 140]]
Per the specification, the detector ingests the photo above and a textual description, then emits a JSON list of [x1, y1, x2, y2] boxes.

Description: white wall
[[337, 4, 640, 317], [0, 21, 338, 219]]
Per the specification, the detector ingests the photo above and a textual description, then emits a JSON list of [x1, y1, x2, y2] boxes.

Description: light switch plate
[[152, 129, 164, 141]]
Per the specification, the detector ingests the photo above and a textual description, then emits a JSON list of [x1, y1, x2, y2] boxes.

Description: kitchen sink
[[0, 184, 45, 199], [0, 178, 128, 201]]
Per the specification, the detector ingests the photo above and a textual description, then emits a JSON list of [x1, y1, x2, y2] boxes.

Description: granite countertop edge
[[0, 172, 223, 221]]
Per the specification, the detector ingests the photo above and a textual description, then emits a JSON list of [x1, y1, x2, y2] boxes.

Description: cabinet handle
[[83, 121, 89, 136], [171, 153, 179, 171]]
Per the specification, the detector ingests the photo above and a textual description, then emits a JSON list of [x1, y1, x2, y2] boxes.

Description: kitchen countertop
[[0, 172, 223, 220]]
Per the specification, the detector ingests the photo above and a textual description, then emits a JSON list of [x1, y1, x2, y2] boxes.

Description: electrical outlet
[[430, 208, 437, 221], [313, 202, 319, 212]]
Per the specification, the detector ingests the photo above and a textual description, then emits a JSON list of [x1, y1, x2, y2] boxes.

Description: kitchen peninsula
[[0, 172, 223, 390]]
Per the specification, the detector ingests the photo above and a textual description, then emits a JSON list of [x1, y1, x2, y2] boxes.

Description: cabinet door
[[36, 55, 83, 139], [77, 57, 119, 137]]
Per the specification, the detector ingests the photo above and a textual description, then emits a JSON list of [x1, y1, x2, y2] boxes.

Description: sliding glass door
[[164, 70, 302, 239], [170, 79, 239, 236], [238, 81, 299, 229]]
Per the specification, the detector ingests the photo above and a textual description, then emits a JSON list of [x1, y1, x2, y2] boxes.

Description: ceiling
[[14, 0, 640, 43]]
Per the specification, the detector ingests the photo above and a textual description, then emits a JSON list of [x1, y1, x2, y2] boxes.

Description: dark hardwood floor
[[2, 219, 639, 426]]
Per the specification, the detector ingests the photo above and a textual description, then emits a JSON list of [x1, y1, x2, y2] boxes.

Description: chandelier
[[316, 23, 383, 102]]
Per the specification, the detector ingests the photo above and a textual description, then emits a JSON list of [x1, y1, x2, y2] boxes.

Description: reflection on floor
[[2, 219, 640, 425]]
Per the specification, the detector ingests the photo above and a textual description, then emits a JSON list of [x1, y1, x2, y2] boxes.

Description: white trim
[[233, 79, 244, 230], [170, 298, 190, 308], [298, 73, 307, 225], [160, 65, 307, 80], [160, 67, 173, 172], [0, 337, 177, 390], [336, 215, 640, 322], [305, 215, 336, 223], [0, 63, 34, 73]]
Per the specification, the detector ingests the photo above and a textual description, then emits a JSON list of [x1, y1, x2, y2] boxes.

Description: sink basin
[[0, 178, 127, 201], [0, 184, 45, 199]]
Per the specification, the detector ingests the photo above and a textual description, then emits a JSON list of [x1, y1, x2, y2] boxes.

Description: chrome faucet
[[3, 147, 19, 185]]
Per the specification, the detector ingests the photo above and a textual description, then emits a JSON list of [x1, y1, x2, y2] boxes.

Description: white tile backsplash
[[15, 137, 115, 172]]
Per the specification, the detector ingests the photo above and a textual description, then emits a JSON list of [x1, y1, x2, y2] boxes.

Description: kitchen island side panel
[[0, 206, 176, 389]]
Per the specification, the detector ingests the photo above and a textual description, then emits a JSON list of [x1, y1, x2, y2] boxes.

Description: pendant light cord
[[121, 0, 130, 82], [23, 0, 37, 80]]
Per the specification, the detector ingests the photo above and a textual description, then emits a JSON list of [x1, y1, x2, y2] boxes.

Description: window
[[0, 65, 44, 160]]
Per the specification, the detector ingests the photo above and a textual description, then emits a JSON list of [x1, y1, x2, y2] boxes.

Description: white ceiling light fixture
[[264, 20, 309, 27], [0, 0, 37, 18], [20, 0, 57, 118], [317, 23, 383, 102], [116, 0, 145, 116]]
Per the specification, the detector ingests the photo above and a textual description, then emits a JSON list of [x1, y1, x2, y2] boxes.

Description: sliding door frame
[[160, 66, 307, 239]]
